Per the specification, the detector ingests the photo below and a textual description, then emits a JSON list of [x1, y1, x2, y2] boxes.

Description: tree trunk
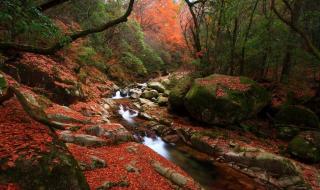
[[280, 47, 292, 83], [229, 18, 239, 75], [240, 0, 259, 75]]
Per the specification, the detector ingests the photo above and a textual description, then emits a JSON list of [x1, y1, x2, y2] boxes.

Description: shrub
[[121, 52, 147, 76]]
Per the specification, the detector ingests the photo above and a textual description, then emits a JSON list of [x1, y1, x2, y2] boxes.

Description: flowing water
[[112, 91, 267, 190]]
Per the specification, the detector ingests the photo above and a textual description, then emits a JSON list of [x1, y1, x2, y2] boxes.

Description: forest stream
[[111, 88, 269, 190]]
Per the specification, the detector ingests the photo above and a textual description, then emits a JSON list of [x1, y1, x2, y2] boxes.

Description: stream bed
[[111, 90, 267, 190]]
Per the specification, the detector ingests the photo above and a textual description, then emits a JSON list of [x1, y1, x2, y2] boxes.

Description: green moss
[[275, 105, 320, 128], [239, 76, 255, 85], [184, 74, 270, 125], [168, 76, 193, 112], [276, 124, 300, 140], [288, 132, 320, 163], [1, 135, 89, 190]]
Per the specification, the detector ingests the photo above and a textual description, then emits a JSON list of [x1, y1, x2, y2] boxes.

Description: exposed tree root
[[9, 86, 65, 130]]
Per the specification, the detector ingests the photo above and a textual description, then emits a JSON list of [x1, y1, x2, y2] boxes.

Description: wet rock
[[120, 88, 129, 97], [275, 105, 319, 129], [148, 81, 166, 93], [150, 124, 167, 135], [223, 146, 308, 189], [157, 96, 168, 106], [129, 88, 142, 99], [136, 82, 147, 89], [60, 131, 107, 146], [288, 131, 320, 163], [141, 89, 159, 100], [190, 134, 219, 155], [162, 135, 180, 143], [185, 74, 270, 125]]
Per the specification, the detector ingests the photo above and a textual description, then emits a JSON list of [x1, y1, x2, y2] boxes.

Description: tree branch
[[0, 0, 135, 55], [271, 0, 320, 61]]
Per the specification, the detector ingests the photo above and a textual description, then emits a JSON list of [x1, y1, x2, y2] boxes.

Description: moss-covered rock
[[275, 105, 320, 129], [184, 74, 270, 125], [1, 135, 89, 190], [288, 131, 320, 163], [141, 89, 159, 100], [168, 76, 193, 112], [147, 82, 165, 93], [223, 147, 308, 189], [276, 124, 300, 140], [157, 96, 168, 106]]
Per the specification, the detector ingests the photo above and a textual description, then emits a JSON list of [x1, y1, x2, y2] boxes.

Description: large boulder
[[288, 131, 320, 163], [0, 98, 89, 190], [185, 74, 270, 124], [147, 82, 165, 93], [223, 147, 308, 189], [1, 137, 90, 190], [275, 105, 319, 129], [168, 76, 193, 112]]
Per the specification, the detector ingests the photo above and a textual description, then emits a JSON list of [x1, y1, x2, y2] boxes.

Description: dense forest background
[[1, 0, 319, 84]]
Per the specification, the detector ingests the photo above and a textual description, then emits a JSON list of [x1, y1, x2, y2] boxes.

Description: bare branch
[[271, 0, 320, 60]]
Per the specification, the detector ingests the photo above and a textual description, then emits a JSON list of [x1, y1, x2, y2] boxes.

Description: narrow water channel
[[111, 90, 267, 190]]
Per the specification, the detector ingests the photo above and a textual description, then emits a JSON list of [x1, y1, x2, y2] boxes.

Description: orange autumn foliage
[[133, 0, 186, 51]]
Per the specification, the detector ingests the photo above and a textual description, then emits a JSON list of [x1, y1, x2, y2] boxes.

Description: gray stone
[[90, 156, 106, 169], [163, 135, 180, 143], [139, 98, 157, 107], [157, 96, 168, 106], [152, 161, 188, 187], [86, 125, 105, 136], [148, 82, 166, 93], [138, 112, 154, 121], [141, 89, 159, 100], [60, 131, 107, 146], [161, 79, 171, 88], [129, 88, 142, 99], [125, 163, 140, 173]]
